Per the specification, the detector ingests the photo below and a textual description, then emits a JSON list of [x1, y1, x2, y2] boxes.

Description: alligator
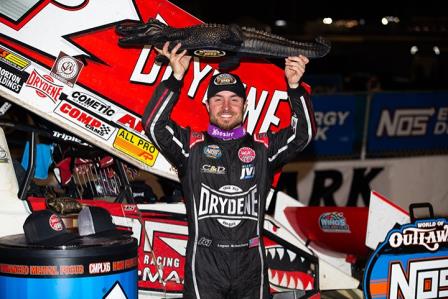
[[116, 19, 331, 70]]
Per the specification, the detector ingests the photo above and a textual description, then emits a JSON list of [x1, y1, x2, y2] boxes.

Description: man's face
[[207, 91, 246, 130]]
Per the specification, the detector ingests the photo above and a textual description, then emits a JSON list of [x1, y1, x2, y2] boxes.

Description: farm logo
[[50, 51, 84, 87]]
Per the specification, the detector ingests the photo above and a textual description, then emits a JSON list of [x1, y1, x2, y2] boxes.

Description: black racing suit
[[142, 75, 316, 299]]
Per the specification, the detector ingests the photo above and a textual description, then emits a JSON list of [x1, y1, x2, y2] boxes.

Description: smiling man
[[142, 42, 316, 299]]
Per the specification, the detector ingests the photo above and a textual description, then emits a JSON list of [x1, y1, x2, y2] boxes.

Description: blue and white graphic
[[367, 92, 448, 155], [302, 94, 364, 158], [0, 270, 137, 299], [363, 218, 448, 299]]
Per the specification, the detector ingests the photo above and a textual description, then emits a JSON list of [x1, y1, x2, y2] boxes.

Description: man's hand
[[156, 42, 192, 80], [285, 55, 309, 89]]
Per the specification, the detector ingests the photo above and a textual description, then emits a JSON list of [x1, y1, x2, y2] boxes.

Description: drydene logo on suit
[[198, 184, 258, 223]]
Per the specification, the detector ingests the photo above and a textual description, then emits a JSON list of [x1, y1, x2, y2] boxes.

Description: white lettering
[[389, 259, 448, 299], [377, 109, 435, 137], [244, 87, 268, 133], [260, 90, 287, 132], [188, 57, 213, 98]]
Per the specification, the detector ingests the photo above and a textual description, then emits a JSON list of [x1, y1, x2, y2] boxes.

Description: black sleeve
[[267, 82, 316, 171], [141, 75, 190, 171]]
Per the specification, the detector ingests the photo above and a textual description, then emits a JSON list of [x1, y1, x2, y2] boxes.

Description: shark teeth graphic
[[268, 248, 276, 259], [271, 270, 279, 285], [280, 272, 288, 287], [288, 276, 296, 289], [296, 277, 304, 289], [269, 269, 311, 290], [287, 249, 296, 262], [268, 247, 291, 260], [265, 245, 315, 291], [277, 247, 284, 260]]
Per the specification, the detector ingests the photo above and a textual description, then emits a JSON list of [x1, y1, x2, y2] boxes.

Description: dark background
[[170, 0, 447, 92]]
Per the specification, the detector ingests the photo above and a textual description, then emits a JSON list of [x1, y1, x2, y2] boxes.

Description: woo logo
[[364, 218, 448, 299]]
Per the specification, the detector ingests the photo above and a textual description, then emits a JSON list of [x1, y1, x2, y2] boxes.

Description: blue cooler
[[0, 234, 138, 299]]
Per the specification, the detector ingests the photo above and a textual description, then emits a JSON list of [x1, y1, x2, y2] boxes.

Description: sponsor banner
[[302, 94, 365, 158], [363, 218, 448, 299], [0, 60, 29, 94], [283, 155, 448, 215], [113, 128, 159, 167], [54, 100, 116, 141], [367, 92, 448, 155]]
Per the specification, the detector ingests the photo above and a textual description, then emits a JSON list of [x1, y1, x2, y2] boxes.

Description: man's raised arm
[[266, 55, 317, 171], [142, 42, 192, 171]]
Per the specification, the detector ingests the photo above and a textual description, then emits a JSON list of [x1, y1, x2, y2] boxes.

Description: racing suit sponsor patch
[[203, 144, 222, 159], [198, 184, 258, 223], [238, 147, 256, 163], [240, 164, 255, 180], [201, 164, 226, 175], [197, 237, 212, 247]]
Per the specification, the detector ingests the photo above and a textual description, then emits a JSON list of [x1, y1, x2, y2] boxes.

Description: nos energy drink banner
[[302, 94, 365, 158], [367, 92, 448, 156]]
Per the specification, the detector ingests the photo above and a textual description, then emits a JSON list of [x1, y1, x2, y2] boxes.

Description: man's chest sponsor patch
[[240, 164, 255, 180], [197, 184, 258, 222]]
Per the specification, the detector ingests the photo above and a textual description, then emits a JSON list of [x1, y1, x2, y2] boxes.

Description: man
[[142, 42, 316, 299]]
